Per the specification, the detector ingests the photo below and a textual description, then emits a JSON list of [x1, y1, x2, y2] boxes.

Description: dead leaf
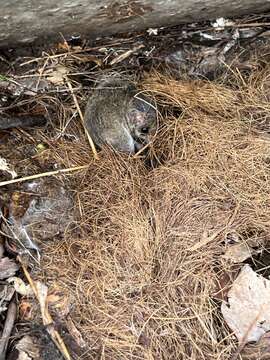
[[0, 258, 19, 280], [19, 299, 39, 321], [0, 157, 17, 179], [16, 335, 40, 359], [35, 281, 49, 324], [110, 44, 144, 65], [56, 41, 70, 51], [71, 54, 102, 66], [18, 258, 71, 360], [0, 284, 15, 303], [0, 284, 15, 313], [47, 289, 71, 318], [241, 332, 270, 359], [7, 277, 33, 296], [0, 77, 50, 96], [10, 191, 31, 219], [221, 264, 270, 344], [212, 267, 239, 300], [45, 65, 69, 85], [223, 242, 255, 263], [66, 316, 87, 348]]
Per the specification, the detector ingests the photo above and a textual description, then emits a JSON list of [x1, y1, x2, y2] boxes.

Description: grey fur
[[84, 76, 157, 154]]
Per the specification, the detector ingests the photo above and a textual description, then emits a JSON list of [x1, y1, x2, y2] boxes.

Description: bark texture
[[1, 0, 270, 46]]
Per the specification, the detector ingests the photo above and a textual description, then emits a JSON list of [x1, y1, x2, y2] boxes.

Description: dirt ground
[[2, 14, 270, 360]]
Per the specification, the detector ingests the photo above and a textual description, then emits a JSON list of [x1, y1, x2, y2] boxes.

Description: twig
[[0, 165, 89, 188], [109, 44, 144, 65], [20, 50, 82, 66], [66, 316, 87, 348], [189, 229, 223, 251], [65, 78, 99, 160], [18, 257, 71, 360], [0, 298, 16, 360], [19, 41, 136, 66], [133, 142, 152, 158], [230, 22, 270, 28]]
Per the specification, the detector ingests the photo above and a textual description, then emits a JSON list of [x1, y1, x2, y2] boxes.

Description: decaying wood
[[0, 115, 46, 130], [0, 257, 19, 280], [0, 299, 17, 360], [1, 0, 270, 47]]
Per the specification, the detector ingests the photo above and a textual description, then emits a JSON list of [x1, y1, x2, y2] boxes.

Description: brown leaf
[[212, 267, 239, 300], [15, 335, 40, 359], [223, 242, 255, 263], [66, 317, 87, 348], [221, 265, 270, 344], [71, 54, 102, 66], [0, 157, 17, 179], [8, 277, 33, 296], [242, 332, 270, 359], [56, 42, 70, 51], [45, 65, 69, 85], [47, 288, 71, 318], [10, 191, 31, 219], [19, 300, 36, 321]]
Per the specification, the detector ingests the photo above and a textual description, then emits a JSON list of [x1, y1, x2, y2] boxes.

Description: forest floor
[[1, 12, 270, 360]]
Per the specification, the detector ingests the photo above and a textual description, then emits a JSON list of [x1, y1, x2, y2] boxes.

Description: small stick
[[133, 142, 152, 158], [0, 299, 17, 360], [20, 48, 94, 66], [0, 165, 88, 188], [65, 78, 99, 160], [229, 22, 270, 28], [19, 41, 136, 66], [110, 44, 144, 65], [18, 257, 71, 360]]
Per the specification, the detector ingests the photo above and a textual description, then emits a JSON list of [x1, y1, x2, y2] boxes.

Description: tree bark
[[1, 0, 270, 47]]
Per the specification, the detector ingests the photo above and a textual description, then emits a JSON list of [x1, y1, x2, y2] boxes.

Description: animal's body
[[84, 77, 157, 153]]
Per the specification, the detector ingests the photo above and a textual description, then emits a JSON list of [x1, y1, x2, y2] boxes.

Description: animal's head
[[127, 94, 157, 145]]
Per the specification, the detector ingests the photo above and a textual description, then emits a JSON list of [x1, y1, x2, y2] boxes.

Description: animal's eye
[[141, 127, 149, 134]]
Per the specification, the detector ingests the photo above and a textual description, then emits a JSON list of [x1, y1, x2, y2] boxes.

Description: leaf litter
[[2, 13, 270, 360], [222, 265, 270, 344]]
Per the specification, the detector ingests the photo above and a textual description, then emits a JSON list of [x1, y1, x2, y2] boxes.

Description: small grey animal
[[84, 77, 157, 153]]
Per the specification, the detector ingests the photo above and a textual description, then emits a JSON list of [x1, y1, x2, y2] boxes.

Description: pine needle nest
[[39, 67, 270, 359]]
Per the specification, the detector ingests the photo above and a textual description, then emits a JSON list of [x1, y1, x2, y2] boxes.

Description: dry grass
[[36, 66, 270, 359]]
